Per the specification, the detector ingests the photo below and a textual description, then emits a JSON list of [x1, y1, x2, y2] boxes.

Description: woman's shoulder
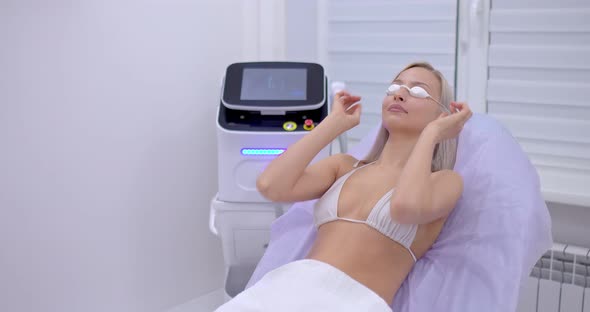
[[329, 153, 364, 178]]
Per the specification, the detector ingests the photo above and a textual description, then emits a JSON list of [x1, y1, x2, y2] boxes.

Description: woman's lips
[[388, 104, 407, 113]]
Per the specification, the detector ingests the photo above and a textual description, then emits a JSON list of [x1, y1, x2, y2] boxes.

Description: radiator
[[517, 243, 590, 312]]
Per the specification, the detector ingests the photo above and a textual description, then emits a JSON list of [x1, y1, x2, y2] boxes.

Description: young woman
[[215, 62, 473, 312]]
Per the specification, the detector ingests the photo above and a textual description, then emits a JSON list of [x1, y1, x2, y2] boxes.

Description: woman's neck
[[375, 130, 421, 170]]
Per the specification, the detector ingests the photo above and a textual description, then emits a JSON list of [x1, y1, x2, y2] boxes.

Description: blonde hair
[[362, 62, 458, 172]]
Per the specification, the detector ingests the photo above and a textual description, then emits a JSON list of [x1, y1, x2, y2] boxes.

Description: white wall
[[0, 1, 244, 311], [547, 202, 590, 248], [285, 0, 319, 62]]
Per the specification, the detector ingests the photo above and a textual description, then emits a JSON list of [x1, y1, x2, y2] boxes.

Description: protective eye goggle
[[386, 83, 451, 113]]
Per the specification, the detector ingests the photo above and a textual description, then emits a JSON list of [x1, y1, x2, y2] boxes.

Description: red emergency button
[[303, 119, 315, 131]]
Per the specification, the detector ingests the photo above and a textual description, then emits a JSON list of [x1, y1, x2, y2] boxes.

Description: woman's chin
[[382, 118, 424, 134], [382, 115, 407, 126]]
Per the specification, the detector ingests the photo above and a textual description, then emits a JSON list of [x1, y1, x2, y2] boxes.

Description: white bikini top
[[313, 160, 418, 262]]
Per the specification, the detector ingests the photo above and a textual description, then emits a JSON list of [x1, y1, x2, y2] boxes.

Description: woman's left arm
[[389, 129, 463, 224], [390, 102, 472, 224]]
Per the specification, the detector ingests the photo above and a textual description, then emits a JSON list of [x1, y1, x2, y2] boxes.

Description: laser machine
[[209, 62, 340, 300]]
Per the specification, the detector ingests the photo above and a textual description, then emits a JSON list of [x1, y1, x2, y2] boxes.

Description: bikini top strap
[[353, 159, 376, 168]]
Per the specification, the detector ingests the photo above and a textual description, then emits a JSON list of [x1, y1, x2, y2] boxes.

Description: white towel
[[215, 259, 393, 312]]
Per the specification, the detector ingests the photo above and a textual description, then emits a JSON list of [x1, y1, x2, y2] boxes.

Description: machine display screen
[[222, 62, 324, 110], [240, 68, 307, 100]]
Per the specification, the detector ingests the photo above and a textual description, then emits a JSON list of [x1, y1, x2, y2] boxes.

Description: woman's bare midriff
[[306, 218, 445, 305]]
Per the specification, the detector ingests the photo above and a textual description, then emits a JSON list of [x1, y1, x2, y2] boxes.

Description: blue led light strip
[[241, 148, 286, 156]]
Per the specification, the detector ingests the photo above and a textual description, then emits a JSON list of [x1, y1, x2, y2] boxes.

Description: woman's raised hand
[[426, 101, 473, 143], [329, 91, 362, 132]]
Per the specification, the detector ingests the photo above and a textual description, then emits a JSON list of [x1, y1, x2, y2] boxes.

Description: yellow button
[[283, 121, 297, 131]]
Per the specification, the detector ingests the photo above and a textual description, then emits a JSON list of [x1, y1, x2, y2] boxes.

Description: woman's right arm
[[256, 91, 363, 203]]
